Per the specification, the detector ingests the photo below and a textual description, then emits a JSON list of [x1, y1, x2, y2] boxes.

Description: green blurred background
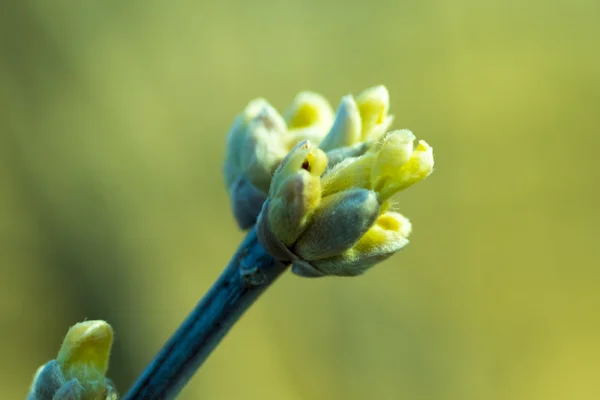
[[1, 0, 599, 399]]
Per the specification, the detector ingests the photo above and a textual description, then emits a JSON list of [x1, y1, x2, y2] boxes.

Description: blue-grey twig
[[123, 227, 288, 400]]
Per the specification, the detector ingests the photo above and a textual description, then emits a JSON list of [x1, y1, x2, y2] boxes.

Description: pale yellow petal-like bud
[[370, 129, 416, 195], [367, 114, 395, 142], [319, 95, 362, 151], [284, 91, 334, 131], [309, 212, 412, 276], [377, 140, 434, 200], [283, 92, 334, 148], [269, 140, 327, 197], [267, 140, 327, 246], [320, 152, 377, 197], [293, 189, 380, 260], [56, 320, 114, 396], [355, 85, 390, 140]]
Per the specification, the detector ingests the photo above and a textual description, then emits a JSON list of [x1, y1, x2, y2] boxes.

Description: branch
[[123, 227, 288, 400]]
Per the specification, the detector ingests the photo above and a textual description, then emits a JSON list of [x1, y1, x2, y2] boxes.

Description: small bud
[[377, 139, 434, 201], [319, 95, 362, 151], [223, 98, 273, 189], [239, 106, 289, 193], [284, 91, 334, 132], [320, 130, 433, 201], [56, 320, 115, 399], [267, 172, 321, 247], [267, 140, 327, 246], [57, 321, 113, 380], [293, 189, 380, 260], [370, 129, 415, 195], [282, 92, 335, 148], [355, 85, 394, 141], [224, 99, 285, 192], [224, 100, 290, 228], [269, 140, 327, 196], [28, 321, 117, 400], [309, 212, 412, 276]]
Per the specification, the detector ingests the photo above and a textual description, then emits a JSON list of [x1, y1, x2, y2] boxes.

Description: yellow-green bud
[[28, 321, 117, 400], [355, 85, 394, 141], [57, 321, 113, 384], [267, 140, 327, 246], [284, 91, 333, 133]]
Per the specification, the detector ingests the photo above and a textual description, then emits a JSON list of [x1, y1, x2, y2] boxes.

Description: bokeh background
[[1, 0, 599, 399]]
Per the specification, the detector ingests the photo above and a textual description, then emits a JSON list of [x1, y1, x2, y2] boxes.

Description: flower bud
[[239, 105, 289, 193], [319, 95, 362, 151], [28, 321, 117, 400], [370, 129, 415, 195], [309, 212, 412, 276], [224, 101, 291, 228], [355, 85, 394, 141], [282, 91, 334, 148], [320, 130, 433, 202], [376, 139, 434, 201], [284, 91, 334, 132], [223, 98, 273, 189], [293, 189, 379, 260], [57, 321, 113, 380], [56, 320, 115, 398], [267, 140, 327, 246]]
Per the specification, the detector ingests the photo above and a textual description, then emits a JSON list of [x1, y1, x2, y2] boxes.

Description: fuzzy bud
[[27, 321, 118, 400], [319, 95, 362, 151]]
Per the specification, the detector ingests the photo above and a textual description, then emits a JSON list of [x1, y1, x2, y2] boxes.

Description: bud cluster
[[225, 85, 434, 277]]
